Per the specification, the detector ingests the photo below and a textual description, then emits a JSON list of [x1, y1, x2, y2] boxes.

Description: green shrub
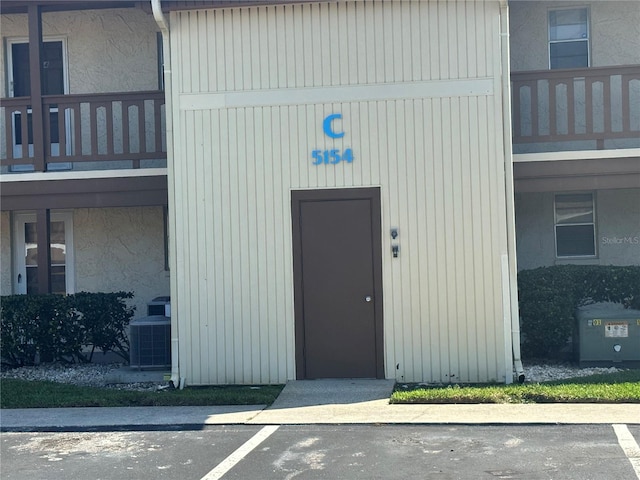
[[517, 265, 640, 358], [1, 295, 44, 366], [71, 292, 134, 362], [0, 292, 135, 366]]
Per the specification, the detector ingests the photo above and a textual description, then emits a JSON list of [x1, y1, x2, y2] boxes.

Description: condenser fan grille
[[129, 316, 170, 369]]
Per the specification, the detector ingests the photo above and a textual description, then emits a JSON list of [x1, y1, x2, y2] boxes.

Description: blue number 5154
[[311, 148, 354, 165]]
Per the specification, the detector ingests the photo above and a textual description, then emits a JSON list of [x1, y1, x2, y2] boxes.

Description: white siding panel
[[179, 78, 494, 110], [170, 1, 512, 385], [174, 1, 498, 94], [196, 11, 208, 93]]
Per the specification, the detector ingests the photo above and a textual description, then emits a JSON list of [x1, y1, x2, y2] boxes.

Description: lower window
[[13, 211, 75, 295], [554, 193, 596, 257]]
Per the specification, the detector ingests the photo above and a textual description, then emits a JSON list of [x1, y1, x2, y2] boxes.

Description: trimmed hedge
[[517, 265, 640, 358], [1, 292, 135, 366]]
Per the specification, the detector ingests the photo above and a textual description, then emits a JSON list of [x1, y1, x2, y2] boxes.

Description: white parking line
[[613, 424, 640, 480], [201, 425, 280, 480]]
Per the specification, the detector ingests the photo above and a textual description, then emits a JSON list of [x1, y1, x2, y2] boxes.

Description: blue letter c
[[323, 114, 345, 139]]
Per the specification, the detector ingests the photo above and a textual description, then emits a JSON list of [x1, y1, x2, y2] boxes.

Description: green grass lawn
[[3, 370, 639, 409], [0, 379, 283, 409], [391, 369, 640, 404]]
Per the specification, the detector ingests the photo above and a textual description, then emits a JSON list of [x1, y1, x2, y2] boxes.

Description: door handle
[[365, 295, 372, 302]]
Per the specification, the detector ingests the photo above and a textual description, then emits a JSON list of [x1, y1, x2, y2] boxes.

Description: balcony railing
[[1, 90, 166, 172], [511, 65, 640, 148]]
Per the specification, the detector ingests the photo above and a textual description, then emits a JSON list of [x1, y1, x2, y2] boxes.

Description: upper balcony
[[1, 90, 166, 173], [508, 0, 640, 158], [0, 1, 166, 176], [511, 65, 640, 155]]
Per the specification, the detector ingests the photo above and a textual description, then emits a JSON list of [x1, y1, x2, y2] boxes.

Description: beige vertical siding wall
[[170, 0, 513, 385]]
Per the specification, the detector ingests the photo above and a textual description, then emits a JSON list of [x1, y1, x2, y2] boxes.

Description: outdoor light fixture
[[613, 344, 622, 352]]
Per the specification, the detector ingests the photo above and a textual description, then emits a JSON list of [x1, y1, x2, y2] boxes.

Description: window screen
[[555, 193, 596, 257], [549, 8, 589, 69]]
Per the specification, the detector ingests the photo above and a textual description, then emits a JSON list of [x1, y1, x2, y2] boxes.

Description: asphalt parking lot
[[2, 424, 639, 480]]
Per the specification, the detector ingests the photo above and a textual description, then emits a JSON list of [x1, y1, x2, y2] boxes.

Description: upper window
[[549, 8, 589, 69], [7, 38, 71, 171], [554, 193, 596, 257]]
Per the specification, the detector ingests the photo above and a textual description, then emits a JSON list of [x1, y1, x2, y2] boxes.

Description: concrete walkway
[[250, 379, 640, 425], [267, 379, 397, 408], [2, 379, 640, 430]]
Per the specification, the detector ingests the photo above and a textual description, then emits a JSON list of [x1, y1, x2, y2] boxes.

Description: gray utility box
[[129, 315, 171, 369], [576, 303, 640, 367], [147, 296, 171, 317]]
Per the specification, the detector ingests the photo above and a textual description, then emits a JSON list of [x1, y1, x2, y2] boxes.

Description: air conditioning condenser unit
[[129, 315, 171, 369]]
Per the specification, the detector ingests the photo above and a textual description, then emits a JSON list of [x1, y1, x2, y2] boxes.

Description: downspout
[[499, 0, 525, 383], [151, 0, 183, 389]]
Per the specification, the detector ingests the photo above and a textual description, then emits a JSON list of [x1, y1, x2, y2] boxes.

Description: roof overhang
[[158, 0, 327, 11], [1, 0, 325, 15], [1, 171, 168, 210], [0, 1, 138, 15], [514, 156, 640, 193]]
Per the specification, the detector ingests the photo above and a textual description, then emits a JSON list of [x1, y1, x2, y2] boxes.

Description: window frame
[[553, 192, 597, 259], [6, 36, 72, 171], [13, 211, 75, 295], [548, 6, 590, 70]]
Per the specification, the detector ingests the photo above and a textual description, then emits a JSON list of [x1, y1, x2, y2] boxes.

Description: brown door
[[11, 41, 65, 97], [11, 41, 65, 152], [292, 188, 383, 379]]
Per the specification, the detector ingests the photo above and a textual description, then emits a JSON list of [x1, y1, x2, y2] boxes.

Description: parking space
[[2, 424, 639, 480], [223, 425, 638, 480], [1, 427, 261, 480]]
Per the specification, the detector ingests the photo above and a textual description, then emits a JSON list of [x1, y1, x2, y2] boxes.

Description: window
[[13, 211, 75, 295], [554, 193, 596, 257], [549, 8, 589, 69], [7, 37, 71, 170]]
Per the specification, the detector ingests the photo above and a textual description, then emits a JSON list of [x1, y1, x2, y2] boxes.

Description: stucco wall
[[0, 211, 12, 295], [509, 1, 640, 71], [515, 188, 640, 270], [74, 206, 169, 319], [0, 207, 168, 317], [0, 7, 159, 96], [598, 189, 640, 265]]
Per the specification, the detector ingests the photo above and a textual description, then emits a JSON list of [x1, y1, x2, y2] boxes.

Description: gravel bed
[[0, 363, 169, 392], [520, 362, 621, 383], [0, 361, 624, 390]]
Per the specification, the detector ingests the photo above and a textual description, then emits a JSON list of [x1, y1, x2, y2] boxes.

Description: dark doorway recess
[[292, 188, 384, 379]]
